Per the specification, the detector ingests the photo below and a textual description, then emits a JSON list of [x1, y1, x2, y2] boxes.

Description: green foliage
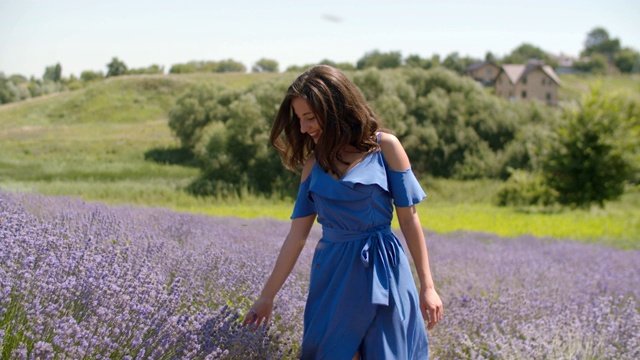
[[396, 67, 535, 179], [216, 59, 247, 73], [542, 86, 638, 208], [252, 58, 279, 73], [170, 66, 559, 185], [80, 70, 105, 82], [405, 54, 430, 69], [442, 52, 480, 74], [318, 59, 356, 71], [168, 75, 299, 197], [194, 92, 296, 197], [2, 72, 639, 246], [503, 43, 557, 67], [582, 27, 621, 57], [106, 57, 128, 77], [169, 60, 247, 74], [0, 73, 32, 103], [176, 67, 561, 187], [573, 54, 608, 74], [614, 47, 640, 73], [127, 64, 164, 75], [168, 83, 237, 150], [495, 169, 558, 207], [43, 63, 62, 82], [357, 50, 403, 70]]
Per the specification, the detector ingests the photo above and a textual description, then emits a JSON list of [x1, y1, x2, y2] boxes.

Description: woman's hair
[[270, 65, 385, 177]]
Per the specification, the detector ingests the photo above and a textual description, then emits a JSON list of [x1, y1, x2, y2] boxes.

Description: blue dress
[[291, 144, 430, 359]]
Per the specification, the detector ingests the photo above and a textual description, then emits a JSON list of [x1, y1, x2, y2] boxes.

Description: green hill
[[0, 73, 280, 211], [1, 72, 638, 247]]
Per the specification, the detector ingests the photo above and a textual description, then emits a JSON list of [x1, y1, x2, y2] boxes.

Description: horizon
[[1, 0, 639, 79]]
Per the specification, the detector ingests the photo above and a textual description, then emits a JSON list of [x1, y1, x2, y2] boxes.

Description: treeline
[[167, 67, 639, 208], [2, 27, 637, 105]]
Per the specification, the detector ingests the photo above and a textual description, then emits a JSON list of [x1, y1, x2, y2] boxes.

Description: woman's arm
[[379, 133, 443, 330], [243, 158, 317, 329]]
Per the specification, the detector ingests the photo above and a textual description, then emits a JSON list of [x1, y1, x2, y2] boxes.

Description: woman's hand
[[242, 296, 273, 330], [420, 287, 443, 331]]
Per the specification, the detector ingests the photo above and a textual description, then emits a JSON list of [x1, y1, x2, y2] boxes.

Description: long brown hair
[[270, 65, 385, 177]]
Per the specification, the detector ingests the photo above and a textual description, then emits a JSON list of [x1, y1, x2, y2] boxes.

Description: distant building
[[494, 62, 561, 106], [549, 53, 578, 74], [465, 61, 501, 86]]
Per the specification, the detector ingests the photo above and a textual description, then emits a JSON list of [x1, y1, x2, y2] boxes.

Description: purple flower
[[1, 191, 638, 359]]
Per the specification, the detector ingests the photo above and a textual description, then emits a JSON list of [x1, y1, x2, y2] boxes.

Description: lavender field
[[1, 190, 639, 360]]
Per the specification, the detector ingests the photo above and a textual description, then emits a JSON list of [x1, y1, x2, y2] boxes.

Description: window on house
[[522, 91, 527, 98], [523, 76, 527, 85], [542, 78, 546, 85], [546, 93, 551, 100]]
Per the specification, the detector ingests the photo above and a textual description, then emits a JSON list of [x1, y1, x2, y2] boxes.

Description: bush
[[166, 68, 578, 198], [168, 83, 237, 150], [177, 77, 299, 198], [495, 169, 558, 207], [542, 86, 638, 208]]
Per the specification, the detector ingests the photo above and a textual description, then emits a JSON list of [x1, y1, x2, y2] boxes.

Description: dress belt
[[322, 225, 405, 317]]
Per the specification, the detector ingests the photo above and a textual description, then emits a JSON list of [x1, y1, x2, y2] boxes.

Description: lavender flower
[[1, 191, 638, 359]]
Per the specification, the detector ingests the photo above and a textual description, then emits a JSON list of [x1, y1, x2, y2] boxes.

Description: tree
[[0, 73, 13, 104], [216, 59, 246, 73], [318, 59, 355, 71], [442, 52, 479, 74], [106, 57, 128, 77], [503, 43, 555, 66], [80, 70, 105, 82], [614, 47, 640, 73], [127, 64, 164, 75], [404, 54, 440, 70], [43, 63, 62, 82], [252, 58, 279, 73], [573, 53, 608, 74], [356, 50, 403, 70], [405, 54, 427, 68], [168, 83, 237, 151], [169, 63, 197, 74], [582, 27, 621, 58], [542, 87, 636, 208]]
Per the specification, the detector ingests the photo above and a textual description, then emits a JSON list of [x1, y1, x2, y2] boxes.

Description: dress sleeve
[[290, 177, 316, 219], [387, 167, 427, 207]]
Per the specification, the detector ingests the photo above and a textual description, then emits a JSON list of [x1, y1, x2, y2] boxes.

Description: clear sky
[[1, 0, 639, 78]]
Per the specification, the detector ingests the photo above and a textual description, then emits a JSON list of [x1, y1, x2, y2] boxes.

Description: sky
[[1, 0, 639, 78]]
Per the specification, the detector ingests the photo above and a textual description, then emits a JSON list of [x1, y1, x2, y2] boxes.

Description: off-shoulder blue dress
[[291, 140, 430, 359]]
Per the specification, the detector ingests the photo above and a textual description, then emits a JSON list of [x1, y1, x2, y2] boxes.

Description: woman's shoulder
[[300, 155, 315, 182], [377, 132, 410, 171], [377, 131, 400, 148]]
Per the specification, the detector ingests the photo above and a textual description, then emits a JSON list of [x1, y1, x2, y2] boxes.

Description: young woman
[[243, 65, 443, 359]]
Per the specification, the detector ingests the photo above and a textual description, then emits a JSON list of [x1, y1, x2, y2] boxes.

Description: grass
[[1, 72, 638, 249], [558, 73, 640, 103]]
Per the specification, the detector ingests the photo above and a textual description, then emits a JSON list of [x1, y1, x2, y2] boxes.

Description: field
[[1, 71, 639, 358]]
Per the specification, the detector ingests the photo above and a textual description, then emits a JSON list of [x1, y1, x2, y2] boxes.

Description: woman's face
[[292, 97, 322, 144]]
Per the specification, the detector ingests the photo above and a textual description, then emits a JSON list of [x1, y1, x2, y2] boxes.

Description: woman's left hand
[[420, 287, 443, 330]]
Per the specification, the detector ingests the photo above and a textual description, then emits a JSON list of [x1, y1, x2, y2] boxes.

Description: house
[[549, 53, 578, 74], [465, 61, 501, 86], [494, 62, 561, 106]]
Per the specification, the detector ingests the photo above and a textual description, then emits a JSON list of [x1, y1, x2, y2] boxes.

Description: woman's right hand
[[242, 296, 273, 330]]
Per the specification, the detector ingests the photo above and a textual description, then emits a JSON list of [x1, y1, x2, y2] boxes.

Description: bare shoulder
[[300, 156, 315, 182], [378, 132, 411, 171]]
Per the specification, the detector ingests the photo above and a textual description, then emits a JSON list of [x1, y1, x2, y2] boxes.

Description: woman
[[243, 65, 443, 359]]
